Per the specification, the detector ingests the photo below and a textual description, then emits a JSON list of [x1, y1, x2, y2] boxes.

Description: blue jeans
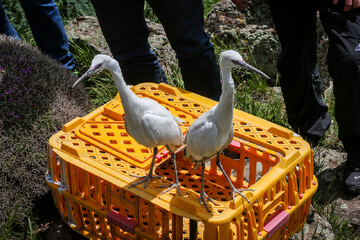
[[0, 0, 75, 71], [91, 0, 222, 100]]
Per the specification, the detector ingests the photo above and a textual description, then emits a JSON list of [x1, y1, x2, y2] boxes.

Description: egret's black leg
[[216, 152, 254, 204], [129, 147, 162, 189], [199, 161, 217, 212], [158, 145, 183, 199]]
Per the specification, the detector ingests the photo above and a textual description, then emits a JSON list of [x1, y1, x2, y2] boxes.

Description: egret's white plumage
[[185, 50, 270, 211], [73, 54, 184, 197]]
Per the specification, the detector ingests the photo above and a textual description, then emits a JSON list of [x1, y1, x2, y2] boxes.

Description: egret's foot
[[157, 181, 183, 199], [200, 191, 217, 212], [230, 188, 254, 204], [129, 174, 162, 189]]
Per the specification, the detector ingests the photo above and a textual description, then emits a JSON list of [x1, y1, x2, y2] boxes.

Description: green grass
[[0, 207, 38, 240]]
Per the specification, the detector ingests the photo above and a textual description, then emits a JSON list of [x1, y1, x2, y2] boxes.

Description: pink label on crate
[[263, 210, 289, 237], [229, 140, 241, 148], [107, 210, 137, 234]]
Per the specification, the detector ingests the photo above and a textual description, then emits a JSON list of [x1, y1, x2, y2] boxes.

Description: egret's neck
[[218, 66, 234, 108], [107, 60, 138, 107], [213, 65, 234, 127]]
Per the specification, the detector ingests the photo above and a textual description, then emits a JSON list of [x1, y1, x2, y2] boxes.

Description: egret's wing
[[142, 98, 169, 113], [185, 118, 218, 160], [142, 113, 182, 146], [142, 97, 187, 125]]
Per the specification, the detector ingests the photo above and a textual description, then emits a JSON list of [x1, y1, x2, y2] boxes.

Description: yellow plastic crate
[[46, 83, 317, 240]]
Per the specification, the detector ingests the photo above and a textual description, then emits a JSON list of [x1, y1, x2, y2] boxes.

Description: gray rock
[[145, 19, 178, 78], [314, 148, 360, 230], [65, 16, 178, 78], [205, 0, 279, 80], [205, 0, 331, 87], [314, 148, 347, 197], [291, 206, 335, 240], [65, 16, 111, 56], [325, 195, 360, 230]]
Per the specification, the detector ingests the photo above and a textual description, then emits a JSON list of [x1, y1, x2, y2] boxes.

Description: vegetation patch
[[0, 35, 90, 228]]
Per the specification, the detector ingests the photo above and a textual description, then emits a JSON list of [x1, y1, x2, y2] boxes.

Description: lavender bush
[[0, 35, 90, 226]]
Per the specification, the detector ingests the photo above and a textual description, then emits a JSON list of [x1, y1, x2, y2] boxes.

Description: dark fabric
[[268, 0, 360, 163], [268, 1, 331, 139], [0, 0, 75, 70], [91, 0, 222, 100]]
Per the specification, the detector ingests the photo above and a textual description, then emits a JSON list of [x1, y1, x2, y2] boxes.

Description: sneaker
[[343, 163, 360, 195]]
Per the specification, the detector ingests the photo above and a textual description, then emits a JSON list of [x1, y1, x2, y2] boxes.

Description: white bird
[[184, 50, 270, 211], [73, 54, 185, 198]]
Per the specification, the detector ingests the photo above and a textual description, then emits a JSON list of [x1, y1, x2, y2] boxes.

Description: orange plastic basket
[[46, 83, 317, 240]]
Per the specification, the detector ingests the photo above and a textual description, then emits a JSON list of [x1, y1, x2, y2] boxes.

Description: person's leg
[[91, 0, 167, 85], [320, 4, 360, 193], [147, 0, 221, 100], [268, 0, 331, 144], [18, 0, 75, 70], [0, 1, 20, 40]]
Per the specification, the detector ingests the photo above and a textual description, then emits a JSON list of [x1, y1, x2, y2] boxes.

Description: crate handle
[[263, 210, 289, 238], [107, 210, 137, 234], [229, 140, 241, 149]]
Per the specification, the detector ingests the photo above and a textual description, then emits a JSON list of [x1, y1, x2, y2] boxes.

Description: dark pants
[[268, 0, 360, 166], [91, 0, 222, 101], [0, 0, 75, 70]]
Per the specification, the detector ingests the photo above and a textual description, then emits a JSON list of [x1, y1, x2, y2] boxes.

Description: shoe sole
[[344, 185, 360, 195]]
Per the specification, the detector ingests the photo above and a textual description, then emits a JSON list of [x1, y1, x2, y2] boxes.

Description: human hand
[[333, 0, 360, 12], [231, 0, 249, 9]]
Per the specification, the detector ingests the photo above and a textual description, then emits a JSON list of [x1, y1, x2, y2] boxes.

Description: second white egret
[[184, 50, 270, 211]]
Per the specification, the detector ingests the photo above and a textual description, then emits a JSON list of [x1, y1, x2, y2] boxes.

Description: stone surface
[[314, 147, 360, 230], [65, 16, 111, 56], [145, 19, 178, 78], [205, 0, 331, 86], [65, 16, 178, 78], [205, 0, 279, 81], [291, 207, 335, 240]]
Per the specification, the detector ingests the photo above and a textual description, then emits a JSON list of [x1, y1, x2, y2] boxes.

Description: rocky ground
[[291, 148, 360, 239], [41, 0, 359, 239]]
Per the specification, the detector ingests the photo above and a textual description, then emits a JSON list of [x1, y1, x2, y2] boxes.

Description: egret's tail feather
[[173, 116, 186, 126]]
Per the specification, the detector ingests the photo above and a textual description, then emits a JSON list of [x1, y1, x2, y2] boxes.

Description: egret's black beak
[[72, 68, 95, 88], [237, 61, 270, 80]]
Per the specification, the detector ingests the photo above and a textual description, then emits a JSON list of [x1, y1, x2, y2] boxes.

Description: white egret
[[73, 54, 185, 198], [184, 50, 270, 211]]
